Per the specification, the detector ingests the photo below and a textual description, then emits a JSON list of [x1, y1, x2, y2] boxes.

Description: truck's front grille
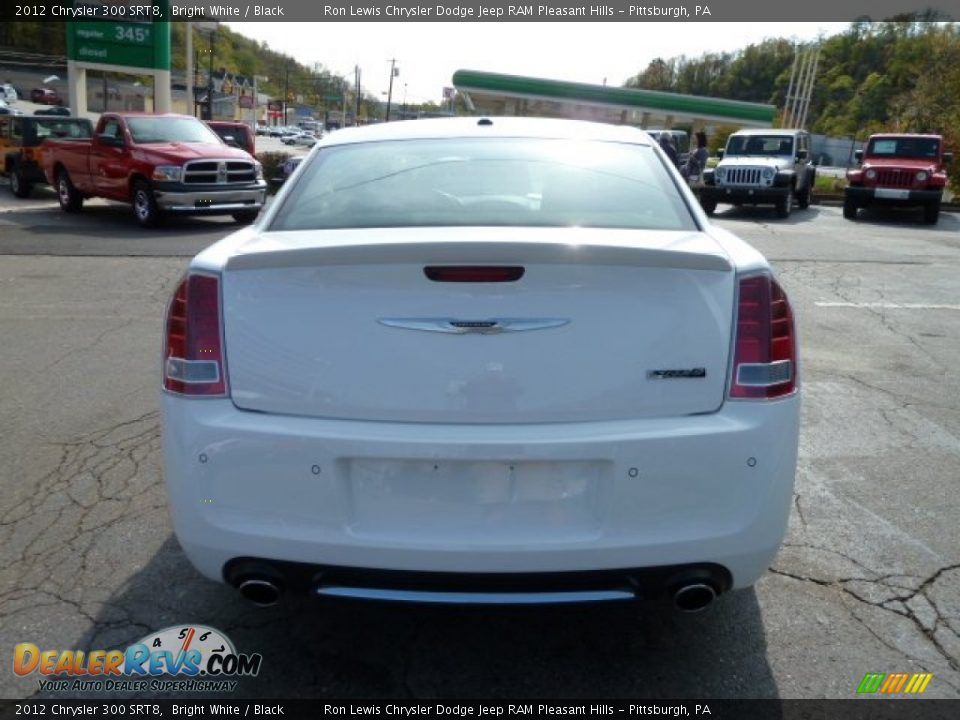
[[875, 169, 914, 188], [183, 159, 256, 185], [722, 167, 762, 185]]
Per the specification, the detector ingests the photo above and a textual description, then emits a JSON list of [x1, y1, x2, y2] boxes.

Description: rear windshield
[[211, 125, 252, 153], [867, 137, 939, 159], [271, 137, 695, 231], [33, 119, 92, 141], [126, 117, 222, 145]]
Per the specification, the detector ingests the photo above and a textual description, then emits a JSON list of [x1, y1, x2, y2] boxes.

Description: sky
[[224, 22, 851, 105]]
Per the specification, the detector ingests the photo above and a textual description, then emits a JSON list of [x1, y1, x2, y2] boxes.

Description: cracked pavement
[[1, 200, 958, 699]]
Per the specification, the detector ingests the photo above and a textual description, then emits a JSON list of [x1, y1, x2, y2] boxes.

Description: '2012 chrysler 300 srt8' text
[[161, 117, 800, 612]]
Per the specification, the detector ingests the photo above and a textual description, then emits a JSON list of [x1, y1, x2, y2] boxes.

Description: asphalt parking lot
[[1, 187, 958, 700]]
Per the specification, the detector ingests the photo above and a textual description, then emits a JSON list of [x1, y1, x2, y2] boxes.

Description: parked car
[[1, 114, 94, 197], [255, 125, 269, 136], [30, 87, 63, 105], [267, 126, 286, 137], [1, 83, 18, 103], [291, 132, 317, 147], [844, 134, 951, 225], [700, 128, 815, 218], [270, 155, 303, 187], [645, 129, 690, 166], [43, 112, 266, 227], [161, 117, 800, 612], [35, 106, 72, 117], [206, 120, 255, 155]]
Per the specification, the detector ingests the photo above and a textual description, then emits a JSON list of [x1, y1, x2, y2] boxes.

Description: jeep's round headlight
[[762, 167, 775, 179], [916, 170, 928, 182], [716, 167, 726, 182], [865, 169, 876, 180]]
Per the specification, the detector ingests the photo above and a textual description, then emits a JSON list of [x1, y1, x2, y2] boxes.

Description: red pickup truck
[[844, 133, 952, 225], [43, 112, 266, 227]]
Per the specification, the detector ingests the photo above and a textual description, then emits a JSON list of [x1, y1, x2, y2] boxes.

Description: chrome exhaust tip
[[237, 578, 282, 607], [672, 583, 717, 613]]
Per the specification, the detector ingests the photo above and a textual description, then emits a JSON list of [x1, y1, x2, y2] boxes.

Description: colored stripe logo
[[857, 672, 933, 694]]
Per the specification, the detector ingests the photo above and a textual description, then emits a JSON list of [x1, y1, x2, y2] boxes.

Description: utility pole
[[283, 60, 290, 127], [385, 58, 397, 122], [186, 22, 193, 117], [206, 28, 215, 120], [354, 65, 361, 125]]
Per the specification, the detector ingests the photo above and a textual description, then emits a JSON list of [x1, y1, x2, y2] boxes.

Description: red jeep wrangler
[[845, 134, 952, 225]]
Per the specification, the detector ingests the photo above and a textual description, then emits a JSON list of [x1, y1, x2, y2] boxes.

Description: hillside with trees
[[625, 20, 960, 145]]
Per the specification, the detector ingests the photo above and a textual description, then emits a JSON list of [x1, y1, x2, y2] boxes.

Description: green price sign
[[66, 3, 170, 71]]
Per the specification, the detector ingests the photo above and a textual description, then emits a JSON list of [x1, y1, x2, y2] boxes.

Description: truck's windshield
[[726, 135, 793, 156], [867, 137, 939, 159], [126, 117, 222, 145]]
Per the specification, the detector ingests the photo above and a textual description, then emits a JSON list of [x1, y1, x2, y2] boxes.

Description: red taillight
[[424, 266, 525, 282], [163, 273, 228, 396], [729, 274, 797, 399]]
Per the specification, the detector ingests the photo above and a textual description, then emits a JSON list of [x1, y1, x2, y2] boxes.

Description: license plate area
[[875, 188, 910, 199], [345, 459, 609, 544]]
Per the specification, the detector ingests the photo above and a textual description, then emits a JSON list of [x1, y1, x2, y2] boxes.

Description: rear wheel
[[699, 197, 717, 216], [132, 179, 164, 228], [922, 201, 940, 225], [232, 209, 260, 224], [775, 189, 793, 218], [10, 163, 32, 198], [843, 197, 858, 220], [56, 169, 83, 213]]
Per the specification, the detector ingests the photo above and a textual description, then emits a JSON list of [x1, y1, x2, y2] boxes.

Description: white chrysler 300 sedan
[[161, 117, 800, 612]]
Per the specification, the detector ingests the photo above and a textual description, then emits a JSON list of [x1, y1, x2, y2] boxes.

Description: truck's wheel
[[775, 190, 793, 218], [922, 201, 940, 225], [10, 164, 33, 198], [56, 169, 83, 213], [843, 197, 858, 220], [699, 197, 717, 216], [132, 179, 164, 228], [232, 209, 260, 224]]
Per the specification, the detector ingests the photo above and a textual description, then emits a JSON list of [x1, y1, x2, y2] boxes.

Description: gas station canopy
[[452, 69, 776, 130]]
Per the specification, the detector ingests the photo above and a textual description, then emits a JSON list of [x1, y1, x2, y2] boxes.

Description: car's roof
[[869, 133, 941, 139], [730, 128, 805, 136], [322, 116, 653, 147]]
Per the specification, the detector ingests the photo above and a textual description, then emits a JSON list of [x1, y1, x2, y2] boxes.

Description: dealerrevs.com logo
[[14, 625, 262, 693]]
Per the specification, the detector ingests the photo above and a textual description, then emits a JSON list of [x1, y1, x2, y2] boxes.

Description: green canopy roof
[[453, 69, 775, 125]]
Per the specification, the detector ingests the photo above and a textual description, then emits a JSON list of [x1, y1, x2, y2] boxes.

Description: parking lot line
[[816, 302, 960, 310]]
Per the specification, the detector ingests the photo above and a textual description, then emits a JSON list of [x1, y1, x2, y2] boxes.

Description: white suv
[[700, 129, 815, 218]]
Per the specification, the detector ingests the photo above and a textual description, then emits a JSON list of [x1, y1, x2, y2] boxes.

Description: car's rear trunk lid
[[221, 227, 734, 423]]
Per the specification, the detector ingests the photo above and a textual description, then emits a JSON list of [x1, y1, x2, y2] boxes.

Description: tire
[[843, 196, 858, 220], [10, 163, 32, 198], [922, 201, 940, 225], [796, 180, 812, 210], [232, 209, 260, 224], [699, 197, 717, 216], [775, 189, 793, 218], [56, 169, 83, 213], [132, 179, 164, 228]]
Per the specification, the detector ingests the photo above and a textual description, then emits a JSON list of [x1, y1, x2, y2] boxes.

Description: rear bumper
[[845, 186, 942, 206], [161, 395, 800, 594], [700, 185, 790, 205], [153, 183, 267, 213]]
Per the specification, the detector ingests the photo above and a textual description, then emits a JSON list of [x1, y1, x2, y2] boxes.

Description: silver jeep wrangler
[[699, 129, 816, 218]]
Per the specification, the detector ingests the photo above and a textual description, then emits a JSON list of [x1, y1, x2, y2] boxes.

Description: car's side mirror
[[95, 133, 123, 147], [716, 149, 724, 160], [222, 135, 240, 148], [943, 152, 953, 165], [797, 149, 808, 161], [854, 149, 863, 163]]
